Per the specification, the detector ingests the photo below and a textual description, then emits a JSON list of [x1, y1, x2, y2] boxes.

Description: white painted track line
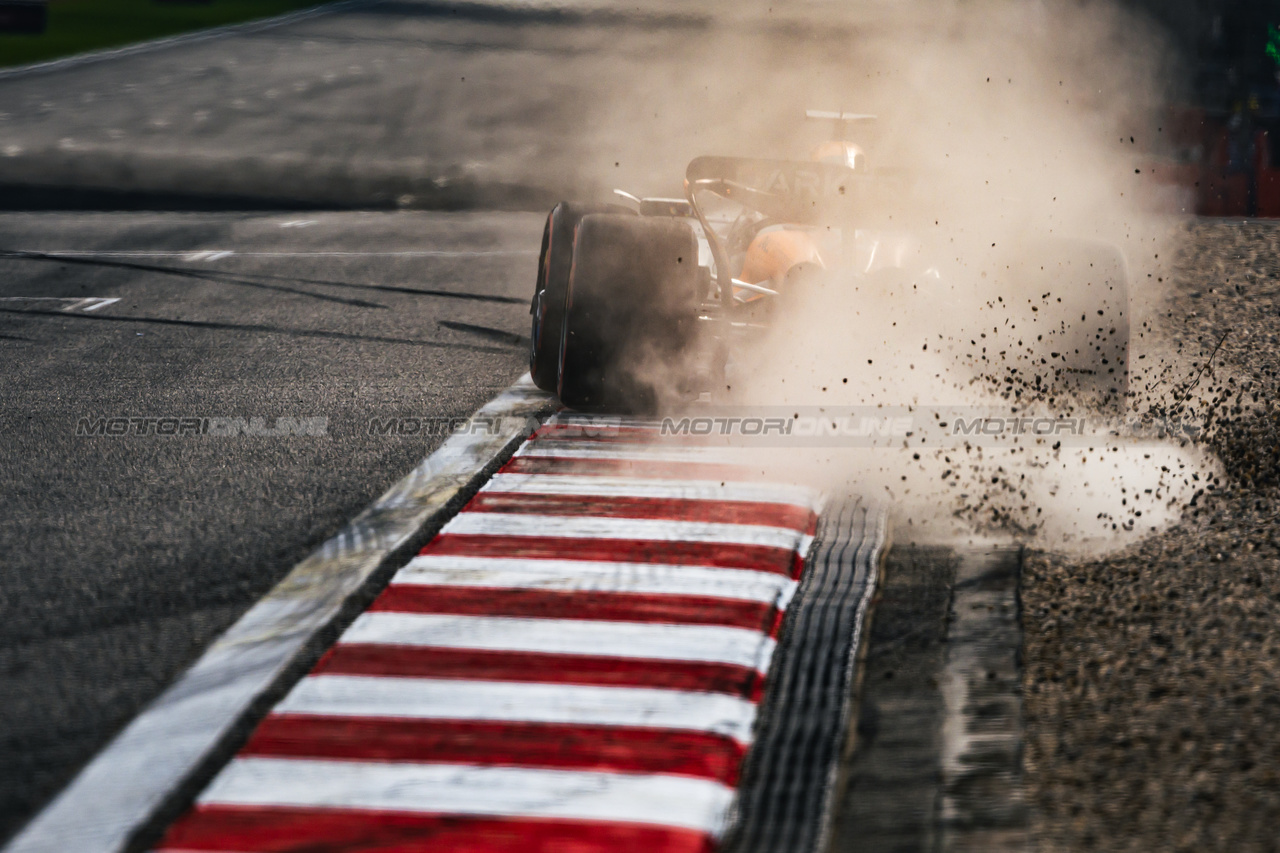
[[2, 378, 555, 853]]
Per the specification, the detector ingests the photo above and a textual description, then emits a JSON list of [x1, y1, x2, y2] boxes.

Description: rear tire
[[558, 214, 701, 412], [529, 202, 633, 393]]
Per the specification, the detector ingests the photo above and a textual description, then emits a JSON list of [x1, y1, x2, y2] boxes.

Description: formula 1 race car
[[529, 113, 1130, 412]]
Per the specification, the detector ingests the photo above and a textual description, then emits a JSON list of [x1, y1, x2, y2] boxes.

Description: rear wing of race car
[[805, 110, 877, 122], [684, 156, 862, 223], [805, 110, 876, 140]]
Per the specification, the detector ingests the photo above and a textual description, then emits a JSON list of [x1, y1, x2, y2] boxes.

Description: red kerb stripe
[[369, 585, 781, 633], [467, 492, 814, 530], [422, 534, 803, 577], [158, 805, 715, 853], [313, 644, 766, 699], [240, 715, 746, 784], [501, 455, 752, 481]]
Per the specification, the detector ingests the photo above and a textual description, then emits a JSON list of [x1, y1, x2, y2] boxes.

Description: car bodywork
[[531, 122, 1130, 412]]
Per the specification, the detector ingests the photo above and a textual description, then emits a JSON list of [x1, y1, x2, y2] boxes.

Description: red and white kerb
[[156, 418, 819, 853]]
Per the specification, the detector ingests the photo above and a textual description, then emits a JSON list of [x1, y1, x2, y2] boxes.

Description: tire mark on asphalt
[[437, 320, 528, 347], [0, 250, 526, 305], [0, 308, 516, 352], [0, 251, 387, 310]]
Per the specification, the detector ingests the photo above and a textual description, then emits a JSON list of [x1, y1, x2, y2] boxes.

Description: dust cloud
[[621, 0, 1222, 553]]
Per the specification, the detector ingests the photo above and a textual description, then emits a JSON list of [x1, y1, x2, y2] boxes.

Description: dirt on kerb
[[1023, 220, 1280, 852]]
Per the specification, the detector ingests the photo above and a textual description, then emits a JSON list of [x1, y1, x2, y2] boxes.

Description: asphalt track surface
[[0, 210, 539, 842], [0, 0, 887, 209]]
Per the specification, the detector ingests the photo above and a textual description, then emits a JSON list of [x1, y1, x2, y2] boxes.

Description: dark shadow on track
[[0, 250, 526, 306], [356, 0, 709, 30], [0, 185, 364, 213]]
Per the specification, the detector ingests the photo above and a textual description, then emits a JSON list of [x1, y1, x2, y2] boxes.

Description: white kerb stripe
[[275, 676, 759, 743], [545, 414, 665, 429], [442, 513, 813, 552], [340, 612, 777, 672], [396, 554, 798, 606], [517, 442, 749, 464], [200, 758, 736, 836], [482, 473, 820, 509]]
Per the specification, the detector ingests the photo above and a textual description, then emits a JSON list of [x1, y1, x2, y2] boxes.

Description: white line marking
[[443, 512, 813, 551], [482, 473, 819, 508], [396, 554, 798, 605], [276, 676, 759, 743], [339, 613, 777, 672], [76, 297, 121, 312], [198, 757, 736, 835], [184, 250, 235, 262], [2, 378, 555, 853], [0, 296, 121, 312]]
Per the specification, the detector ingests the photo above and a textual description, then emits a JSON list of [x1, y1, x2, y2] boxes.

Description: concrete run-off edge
[[2, 376, 556, 853]]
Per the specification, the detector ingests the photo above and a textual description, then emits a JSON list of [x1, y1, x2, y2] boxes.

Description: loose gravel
[[1023, 219, 1280, 852]]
